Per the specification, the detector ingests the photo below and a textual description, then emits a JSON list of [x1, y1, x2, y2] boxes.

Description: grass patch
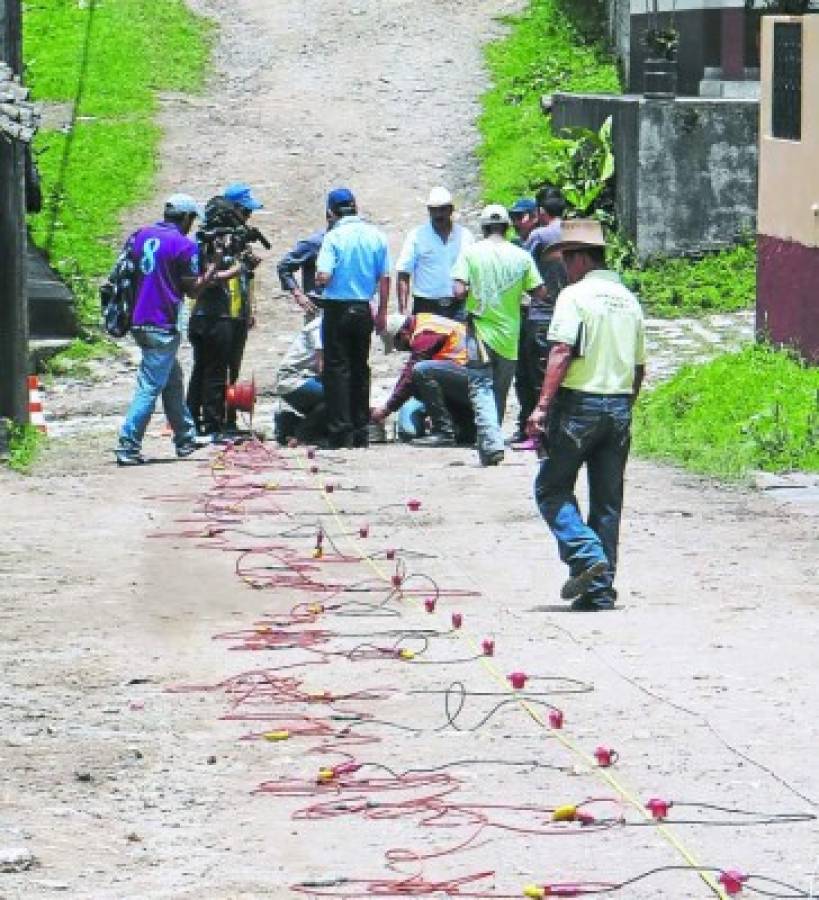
[[634, 345, 819, 479], [6, 423, 44, 473], [24, 0, 212, 324], [44, 336, 119, 379], [478, 0, 621, 205], [624, 242, 757, 318]]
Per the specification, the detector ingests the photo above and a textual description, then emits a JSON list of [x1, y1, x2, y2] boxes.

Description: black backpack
[[100, 233, 138, 338]]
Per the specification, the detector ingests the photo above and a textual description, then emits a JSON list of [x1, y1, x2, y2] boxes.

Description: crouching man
[[273, 315, 326, 446], [371, 313, 474, 447]]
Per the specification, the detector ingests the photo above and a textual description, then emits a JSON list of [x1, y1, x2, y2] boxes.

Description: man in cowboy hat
[[527, 219, 646, 611], [395, 187, 474, 321]]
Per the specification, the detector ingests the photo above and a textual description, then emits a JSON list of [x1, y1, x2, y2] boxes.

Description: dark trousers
[[412, 296, 466, 322], [515, 315, 552, 433], [321, 301, 373, 448], [226, 319, 249, 426], [411, 360, 473, 440], [187, 316, 232, 434], [534, 391, 633, 601]]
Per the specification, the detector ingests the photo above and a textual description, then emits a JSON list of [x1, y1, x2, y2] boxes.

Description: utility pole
[[0, 0, 30, 424]]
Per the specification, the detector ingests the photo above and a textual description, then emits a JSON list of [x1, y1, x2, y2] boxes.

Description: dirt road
[[3, 1, 818, 898]]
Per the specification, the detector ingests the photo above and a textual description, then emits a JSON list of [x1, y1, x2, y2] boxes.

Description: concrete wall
[[607, 0, 632, 86], [757, 15, 819, 362], [552, 93, 758, 259], [638, 97, 758, 256]]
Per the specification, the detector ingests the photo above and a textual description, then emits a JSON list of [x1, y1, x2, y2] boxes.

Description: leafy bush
[[634, 345, 819, 478], [478, 0, 621, 205], [624, 242, 757, 317], [6, 423, 44, 473]]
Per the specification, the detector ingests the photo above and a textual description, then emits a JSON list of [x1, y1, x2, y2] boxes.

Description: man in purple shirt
[[116, 194, 220, 466]]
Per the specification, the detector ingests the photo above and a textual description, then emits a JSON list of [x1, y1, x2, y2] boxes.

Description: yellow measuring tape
[[300, 452, 728, 900]]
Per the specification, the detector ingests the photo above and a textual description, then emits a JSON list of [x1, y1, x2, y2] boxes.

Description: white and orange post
[[27, 375, 47, 433]]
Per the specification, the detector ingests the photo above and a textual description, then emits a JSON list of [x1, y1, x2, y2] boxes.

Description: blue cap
[[327, 187, 356, 212], [223, 182, 263, 211], [509, 197, 538, 215]]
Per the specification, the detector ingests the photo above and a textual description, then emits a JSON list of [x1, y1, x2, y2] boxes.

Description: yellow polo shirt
[[548, 270, 645, 394]]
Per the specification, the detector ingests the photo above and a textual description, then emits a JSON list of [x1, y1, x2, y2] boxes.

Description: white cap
[[380, 313, 410, 354], [427, 186, 453, 208], [479, 204, 511, 227], [165, 193, 204, 218]]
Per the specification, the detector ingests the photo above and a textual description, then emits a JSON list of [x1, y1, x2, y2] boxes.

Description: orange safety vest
[[412, 313, 467, 366]]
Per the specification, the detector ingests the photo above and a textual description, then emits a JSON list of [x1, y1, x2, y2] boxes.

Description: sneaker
[[571, 593, 616, 612], [481, 449, 504, 466], [115, 449, 145, 467], [176, 439, 206, 459], [412, 432, 456, 448], [560, 559, 608, 600]]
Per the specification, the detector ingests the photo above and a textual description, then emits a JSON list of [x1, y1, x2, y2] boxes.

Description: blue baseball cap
[[509, 197, 538, 216], [327, 187, 356, 212], [223, 182, 264, 211]]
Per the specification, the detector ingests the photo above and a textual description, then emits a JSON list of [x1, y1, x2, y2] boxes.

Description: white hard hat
[[479, 203, 511, 227], [380, 313, 410, 354], [427, 186, 453, 208]]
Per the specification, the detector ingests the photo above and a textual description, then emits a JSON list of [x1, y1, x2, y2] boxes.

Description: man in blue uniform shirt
[[315, 188, 390, 449]]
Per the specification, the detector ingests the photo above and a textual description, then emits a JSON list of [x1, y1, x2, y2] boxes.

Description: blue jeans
[[466, 338, 516, 460], [119, 328, 196, 452], [396, 398, 427, 441], [285, 377, 324, 415], [534, 391, 633, 600]]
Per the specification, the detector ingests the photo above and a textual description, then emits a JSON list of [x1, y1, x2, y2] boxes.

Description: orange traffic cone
[[27, 375, 47, 433]]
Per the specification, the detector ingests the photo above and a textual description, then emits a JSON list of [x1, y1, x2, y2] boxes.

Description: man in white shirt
[[396, 187, 474, 321]]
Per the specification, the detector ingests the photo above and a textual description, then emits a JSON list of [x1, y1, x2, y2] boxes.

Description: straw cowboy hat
[[550, 218, 607, 254]]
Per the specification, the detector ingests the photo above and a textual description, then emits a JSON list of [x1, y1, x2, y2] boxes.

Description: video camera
[[196, 196, 271, 262]]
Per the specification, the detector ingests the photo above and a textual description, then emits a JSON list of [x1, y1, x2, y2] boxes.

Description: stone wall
[[552, 92, 759, 260]]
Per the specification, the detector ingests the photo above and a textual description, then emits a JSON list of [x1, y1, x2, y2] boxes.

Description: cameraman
[[187, 182, 265, 437]]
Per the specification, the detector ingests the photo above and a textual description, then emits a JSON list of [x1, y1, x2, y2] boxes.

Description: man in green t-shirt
[[527, 219, 646, 611], [452, 205, 545, 465]]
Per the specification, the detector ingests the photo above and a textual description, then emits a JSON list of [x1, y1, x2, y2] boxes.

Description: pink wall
[[757, 235, 819, 363]]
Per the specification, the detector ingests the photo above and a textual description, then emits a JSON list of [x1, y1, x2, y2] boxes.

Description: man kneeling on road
[[115, 194, 221, 467], [371, 313, 474, 447], [527, 220, 646, 611]]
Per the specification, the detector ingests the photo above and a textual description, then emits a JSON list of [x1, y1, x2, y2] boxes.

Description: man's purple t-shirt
[[130, 222, 199, 329]]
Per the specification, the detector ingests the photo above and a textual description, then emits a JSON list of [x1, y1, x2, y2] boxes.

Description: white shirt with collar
[[396, 221, 474, 299]]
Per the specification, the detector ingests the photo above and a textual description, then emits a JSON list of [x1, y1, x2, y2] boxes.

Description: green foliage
[[6, 423, 44, 473], [634, 345, 819, 478], [478, 0, 757, 318], [548, 118, 615, 216], [624, 242, 757, 317], [478, 0, 621, 205], [44, 337, 119, 378], [23, 0, 212, 322]]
